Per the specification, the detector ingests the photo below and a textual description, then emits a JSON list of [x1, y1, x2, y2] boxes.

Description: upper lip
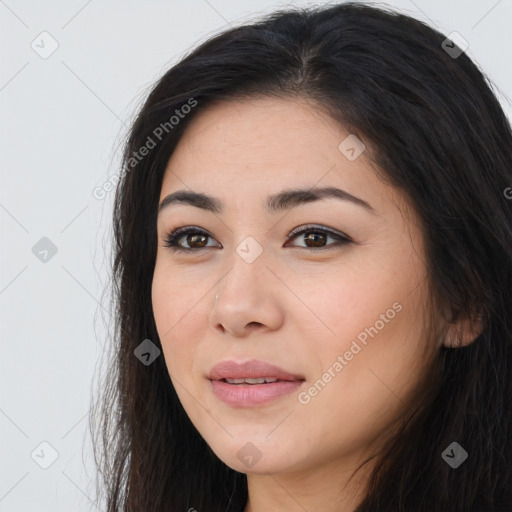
[[208, 359, 305, 381]]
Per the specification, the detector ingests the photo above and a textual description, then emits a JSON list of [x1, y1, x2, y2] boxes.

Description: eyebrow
[[158, 186, 377, 215]]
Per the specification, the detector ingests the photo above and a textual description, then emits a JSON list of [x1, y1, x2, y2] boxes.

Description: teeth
[[225, 377, 279, 384]]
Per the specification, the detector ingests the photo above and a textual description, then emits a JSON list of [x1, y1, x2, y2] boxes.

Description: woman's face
[[152, 96, 442, 475]]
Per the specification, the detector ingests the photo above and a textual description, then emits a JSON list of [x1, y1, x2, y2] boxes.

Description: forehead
[[168, 97, 339, 172], [175, 96, 342, 147], [159, 96, 393, 217]]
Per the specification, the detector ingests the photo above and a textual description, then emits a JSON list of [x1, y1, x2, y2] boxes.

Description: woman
[[91, 2, 512, 511]]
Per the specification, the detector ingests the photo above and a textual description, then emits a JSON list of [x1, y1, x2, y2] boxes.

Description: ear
[[442, 313, 484, 349]]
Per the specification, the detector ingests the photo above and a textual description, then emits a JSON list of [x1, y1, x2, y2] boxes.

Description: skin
[[151, 96, 480, 511]]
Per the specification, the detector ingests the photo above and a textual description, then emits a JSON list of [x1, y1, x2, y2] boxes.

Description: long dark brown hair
[[90, 2, 512, 510]]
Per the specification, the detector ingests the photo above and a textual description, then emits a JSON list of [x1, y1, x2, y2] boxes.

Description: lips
[[208, 359, 305, 407], [208, 359, 305, 382]]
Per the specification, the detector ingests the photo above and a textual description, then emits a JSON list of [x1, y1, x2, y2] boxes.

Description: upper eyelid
[[287, 224, 350, 240], [164, 224, 350, 247]]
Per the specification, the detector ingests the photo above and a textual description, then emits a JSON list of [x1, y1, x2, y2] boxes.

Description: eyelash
[[162, 224, 352, 254]]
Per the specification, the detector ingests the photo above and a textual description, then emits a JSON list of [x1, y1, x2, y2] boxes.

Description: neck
[[242, 453, 376, 512]]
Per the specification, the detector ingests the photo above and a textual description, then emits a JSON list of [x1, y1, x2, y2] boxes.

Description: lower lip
[[210, 379, 304, 407]]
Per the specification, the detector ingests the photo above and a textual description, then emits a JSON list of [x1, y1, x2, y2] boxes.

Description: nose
[[209, 250, 285, 337]]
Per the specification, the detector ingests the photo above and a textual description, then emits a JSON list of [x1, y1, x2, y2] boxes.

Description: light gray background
[[1, 0, 511, 510]]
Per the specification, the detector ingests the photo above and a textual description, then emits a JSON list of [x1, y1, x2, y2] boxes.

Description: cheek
[[298, 255, 430, 408], [151, 265, 202, 378], [291, 264, 403, 358], [151, 267, 173, 346]]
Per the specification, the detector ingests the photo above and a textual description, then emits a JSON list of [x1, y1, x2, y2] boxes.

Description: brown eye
[[163, 227, 220, 252], [302, 232, 328, 248], [186, 233, 208, 248], [287, 225, 351, 250], [163, 224, 351, 253]]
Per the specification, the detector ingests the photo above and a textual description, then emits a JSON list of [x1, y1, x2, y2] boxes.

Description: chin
[[204, 433, 303, 475]]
